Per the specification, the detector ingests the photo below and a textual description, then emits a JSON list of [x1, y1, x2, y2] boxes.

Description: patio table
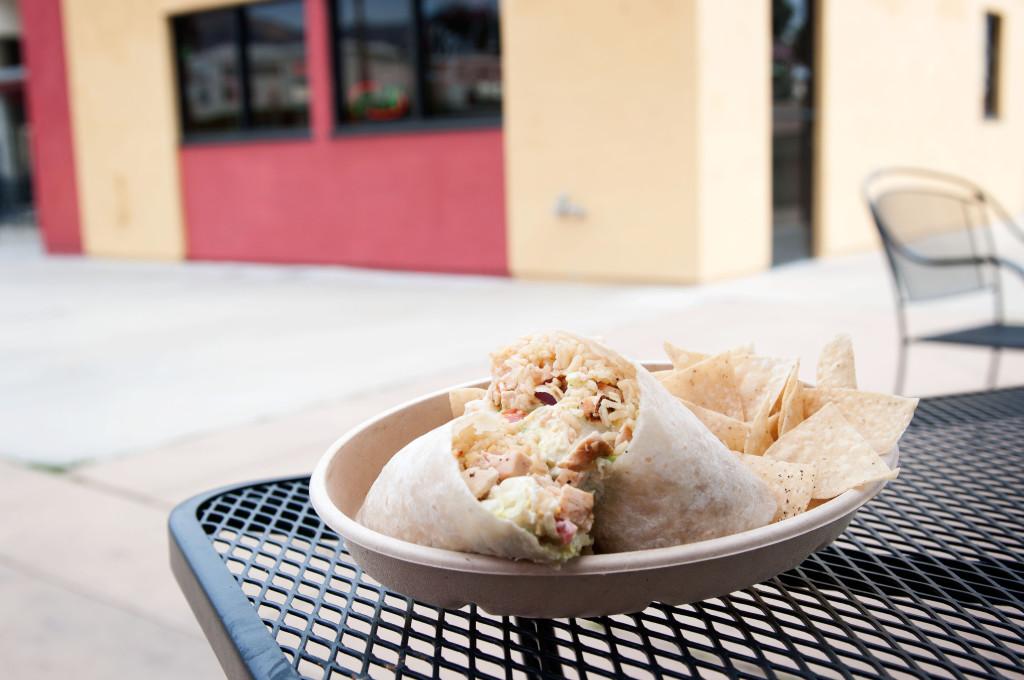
[[170, 387, 1024, 679]]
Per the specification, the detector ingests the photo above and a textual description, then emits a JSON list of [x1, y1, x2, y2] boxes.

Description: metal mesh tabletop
[[170, 388, 1024, 679]]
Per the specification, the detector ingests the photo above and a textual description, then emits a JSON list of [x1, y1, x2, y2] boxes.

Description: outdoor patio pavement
[[2, 226, 1022, 678]]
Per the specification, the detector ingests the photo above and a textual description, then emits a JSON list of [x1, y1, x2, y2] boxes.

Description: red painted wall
[[20, 0, 82, 253], [182, 131, 506, 273], [181, 0, 506, 274]]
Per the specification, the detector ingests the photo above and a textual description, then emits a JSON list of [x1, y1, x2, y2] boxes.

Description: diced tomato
[[555, 518, 578, 545], [503, 409, 526, 423]]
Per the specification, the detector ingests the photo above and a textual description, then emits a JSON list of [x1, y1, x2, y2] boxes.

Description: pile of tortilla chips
[[656, 335, 917, 522]]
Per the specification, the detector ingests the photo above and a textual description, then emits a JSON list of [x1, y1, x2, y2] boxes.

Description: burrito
[[358, 332, 776, 562]]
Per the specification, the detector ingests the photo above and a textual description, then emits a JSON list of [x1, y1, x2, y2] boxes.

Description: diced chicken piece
[[557, 484, 594, 533], [533, 474, 560, 490], [483, 450, 533, 480], [560, 432, 613, 472], [499, 386, 520, 410], [461, 467, 498, 500], [554, 468, 583, 487]]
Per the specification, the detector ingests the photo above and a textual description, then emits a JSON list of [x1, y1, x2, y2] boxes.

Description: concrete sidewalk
[[2, 227, 1022, 678], [1, 228, 698, 466], [5, 227, 1022, 468]]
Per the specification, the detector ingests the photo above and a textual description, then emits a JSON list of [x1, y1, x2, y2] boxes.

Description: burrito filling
[[452, 333, 639, 559]]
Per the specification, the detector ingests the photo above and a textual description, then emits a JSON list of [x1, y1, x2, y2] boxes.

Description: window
[[983, 12, 1001, 119], [335, 0, 416, 123], [333, 0, 501, 127], [420, 0, 502, 119], [173, 1, 308, 139]]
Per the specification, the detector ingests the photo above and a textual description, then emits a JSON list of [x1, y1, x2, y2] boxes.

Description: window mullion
[[237, 6, 253, 129], [329, 0, 344, 124]]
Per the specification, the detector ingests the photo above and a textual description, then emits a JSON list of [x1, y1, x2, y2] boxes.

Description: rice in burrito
[[358, 332, 775, 562]]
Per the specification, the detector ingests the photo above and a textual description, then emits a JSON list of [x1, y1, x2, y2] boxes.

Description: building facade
[[19, 0, 1024, 283]]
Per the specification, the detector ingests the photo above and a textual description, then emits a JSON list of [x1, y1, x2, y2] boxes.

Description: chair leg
[[988, 347, 1002, 389], [896, 340, 909, 395]]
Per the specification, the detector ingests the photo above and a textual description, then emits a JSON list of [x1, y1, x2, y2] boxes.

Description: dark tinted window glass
[[983, 12, 1001, 119], [175, 10, 243, 133], [336, 0, 415, 122], [0, 37, 21, 67], [246, 1, 309, 128], [772, 0, 812, 105], [421, 0, 501, 118]]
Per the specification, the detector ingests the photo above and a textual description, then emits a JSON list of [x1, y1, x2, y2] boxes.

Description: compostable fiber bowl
[[309, 364, 899, 618]]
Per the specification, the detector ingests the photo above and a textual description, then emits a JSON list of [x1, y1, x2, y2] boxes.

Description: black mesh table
[[170, 388, 1024, 679]]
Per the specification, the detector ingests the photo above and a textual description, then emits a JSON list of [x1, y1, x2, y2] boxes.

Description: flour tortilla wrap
[[594, 367, 777, 553], [358, 333, 776, 562], [358, 421, 558, 562]]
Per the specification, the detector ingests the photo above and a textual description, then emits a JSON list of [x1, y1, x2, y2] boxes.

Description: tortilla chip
[[778, 366, 805, 435], [679, 398, 749, 451], [738, 454, 816, 521], [663, 342, 708, 371], [449, 388, 487, 418], [657, 351, 745, 420], [743, 398, 775, 456], [818, 334, 857, 389], [765, 403, 900, 498], [732, 353, 796, 422], [803, 387, 918, 454], [769, 412, 780, 440]]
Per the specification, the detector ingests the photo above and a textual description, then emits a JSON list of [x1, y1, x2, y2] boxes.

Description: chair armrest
[[879, 227, 1024, 280], [868, 194, 1024, 282], [907, 252, 1024, 280]]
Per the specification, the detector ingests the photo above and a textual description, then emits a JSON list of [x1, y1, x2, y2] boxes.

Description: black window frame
[[329, 0, 502, 136], [983, 11, 1002, 120], [172, 0, 311, 145]]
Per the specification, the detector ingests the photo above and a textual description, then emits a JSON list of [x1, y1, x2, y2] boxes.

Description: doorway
[[771, 0, 815, 265], [0, 36, 32, 226]]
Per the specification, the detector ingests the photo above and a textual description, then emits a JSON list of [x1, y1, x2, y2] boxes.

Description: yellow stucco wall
[[504, 0, 700, 283], [61, 0, 186, 259], [694, 0, 771, 280], [505, 0, 770, 284], [817, 0, 1024, 256]]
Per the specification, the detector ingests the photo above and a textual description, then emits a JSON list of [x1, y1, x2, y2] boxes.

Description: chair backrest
[[863, 168, 1001, 303]]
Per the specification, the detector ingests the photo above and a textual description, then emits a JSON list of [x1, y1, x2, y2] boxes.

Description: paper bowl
[[309, 363, 898, 618]]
